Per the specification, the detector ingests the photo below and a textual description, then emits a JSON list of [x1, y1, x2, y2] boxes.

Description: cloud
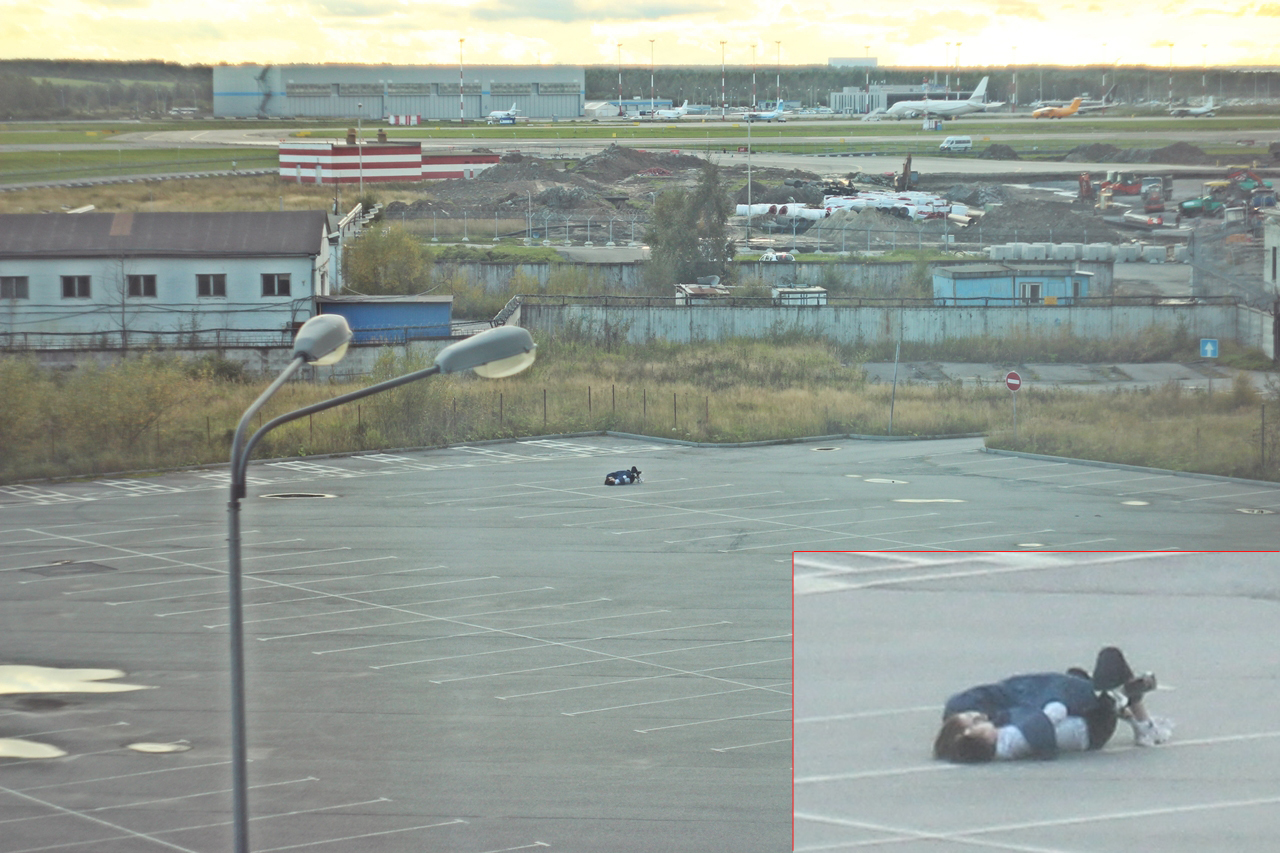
[[470, 0, 718, 23], [311, 0, 398, 16], [993, 0, 1046, 20], [1256, 2, 1280, 13]]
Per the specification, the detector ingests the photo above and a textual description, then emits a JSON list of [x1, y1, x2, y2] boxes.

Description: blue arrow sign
[[1200, 339, 1219, 358]]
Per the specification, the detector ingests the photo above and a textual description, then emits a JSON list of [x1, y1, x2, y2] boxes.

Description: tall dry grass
[[2, 341, 1278, 484]]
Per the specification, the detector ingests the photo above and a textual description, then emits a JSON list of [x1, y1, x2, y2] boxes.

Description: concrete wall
[[446, 259, 1114, 294], [514, 301, 1275, 360]]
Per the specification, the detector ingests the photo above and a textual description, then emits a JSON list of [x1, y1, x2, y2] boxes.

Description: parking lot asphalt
[[3, 434, 1278, 852], [795, 550, 1280, 853], [1, 437, 788, 853]]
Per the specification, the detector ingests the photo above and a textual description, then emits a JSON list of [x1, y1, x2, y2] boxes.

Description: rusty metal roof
[[0, 211, 329, 259]]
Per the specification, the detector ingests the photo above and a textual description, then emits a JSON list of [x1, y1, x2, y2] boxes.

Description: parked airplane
[[485, 103, 519, 123], [1170, 96, 1215, 117], [654, 100, 690, 119], [884, 77, 991, 120], [1032, 97, 1083, 118], [1077, 84, 1119, 114], [743, 106, 786, 122], [1033, 84, 1117, 115]]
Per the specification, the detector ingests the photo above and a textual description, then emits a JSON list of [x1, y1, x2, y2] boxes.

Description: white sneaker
[[1132, 716, 1174, 746]]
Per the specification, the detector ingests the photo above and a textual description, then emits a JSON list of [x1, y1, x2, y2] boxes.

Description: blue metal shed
[[316, 295, 453, 344], [932, 263, 1092, 306]]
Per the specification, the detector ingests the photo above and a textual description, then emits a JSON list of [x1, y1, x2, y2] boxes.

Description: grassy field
[[1, 339, 1276, 485], [0, 148, 280, 185], [4, 113, 1279, 186]]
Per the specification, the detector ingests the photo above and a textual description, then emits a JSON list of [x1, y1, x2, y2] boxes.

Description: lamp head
[[292, 314, 353, 366], [434, 326, 536, 378]]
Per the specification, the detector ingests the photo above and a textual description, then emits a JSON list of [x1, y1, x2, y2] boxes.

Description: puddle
[[0, 738, 66, 759], [0, 665, 149, 696], [127, 741, 191, 754], [1, 665, 150, 761]]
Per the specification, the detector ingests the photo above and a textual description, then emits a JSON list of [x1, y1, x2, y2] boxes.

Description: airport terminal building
[[213, 64, 586, 121]]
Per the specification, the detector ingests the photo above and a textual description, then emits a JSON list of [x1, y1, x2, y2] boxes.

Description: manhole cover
[[260, 493, 337, 500], [1235, 508, 1275, 515], [811, 447, 840, 452], [22, 561, 116, 577]]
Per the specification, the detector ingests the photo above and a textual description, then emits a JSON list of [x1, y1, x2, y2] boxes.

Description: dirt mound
[[978, 144, 1020, 161], [970, 198, 1130, 243], [472, 158, 580, 184], [944, 183, 1009, 207], [576, 143, 707, 183], [1063, 141, 1211, 165], [1147, 141, 1212, 165], [734, 180, 824, 206], [1063, 143, 1122, 163]]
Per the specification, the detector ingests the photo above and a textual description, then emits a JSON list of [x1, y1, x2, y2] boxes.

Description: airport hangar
[[212, 64, 586, 121]]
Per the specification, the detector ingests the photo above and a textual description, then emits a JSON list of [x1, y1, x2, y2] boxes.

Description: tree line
[[0, 60, 210, 119]]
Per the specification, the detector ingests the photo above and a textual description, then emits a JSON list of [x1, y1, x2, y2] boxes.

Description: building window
[[261, 273, 291, 297], [1019, 282, 1043, 305], [197, 273, 226, 297], [61, 275, 91, 298], [127, 274, 157, 297], [0, 276, 29, 299]]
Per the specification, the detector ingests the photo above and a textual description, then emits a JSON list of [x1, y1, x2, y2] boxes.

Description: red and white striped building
[[278, 141, 500, 184]]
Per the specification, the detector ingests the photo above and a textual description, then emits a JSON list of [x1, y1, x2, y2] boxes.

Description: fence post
[[673, 392, 677, 429], [643, 388, 647, 427], [612, 384, 616, 413], [588, 386, 592, 415], [207, 416, 211, 445], [500, 392, 504, 426], [543, 389, 547, 429], [705, 396, 709, 426]]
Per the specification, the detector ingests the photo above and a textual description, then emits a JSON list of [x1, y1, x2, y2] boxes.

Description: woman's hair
[[933, 715, 997, 763]]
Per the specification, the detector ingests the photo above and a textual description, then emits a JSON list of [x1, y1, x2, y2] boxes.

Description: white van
[[939, 135, 972, 152]]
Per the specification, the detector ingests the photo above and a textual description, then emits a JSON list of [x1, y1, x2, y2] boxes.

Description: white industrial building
[[213, 64, 586, 120], [0, 211, 333, 347]]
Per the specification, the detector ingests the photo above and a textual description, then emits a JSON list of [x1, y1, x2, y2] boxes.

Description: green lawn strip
[[1, 148, 278, 182]]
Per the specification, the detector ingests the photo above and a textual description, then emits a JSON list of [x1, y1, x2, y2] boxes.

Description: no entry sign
[[1005, 371, 1022, 392]]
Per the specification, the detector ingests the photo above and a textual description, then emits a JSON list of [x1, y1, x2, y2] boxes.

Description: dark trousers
[[1083, 646, 1135, 749]]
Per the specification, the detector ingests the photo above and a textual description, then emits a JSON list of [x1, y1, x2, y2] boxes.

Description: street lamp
[[356, 102, 363, 196], [649, 39, 655, 118], [720, 40, 727, 119], [459, 39, 465, 124], [226, 318, 536, 853]]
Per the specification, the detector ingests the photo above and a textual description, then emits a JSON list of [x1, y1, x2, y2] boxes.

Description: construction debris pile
[[382, 144, 709, 220], [1063, 141, 1212, 165]]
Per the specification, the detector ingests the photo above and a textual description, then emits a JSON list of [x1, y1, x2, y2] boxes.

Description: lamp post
[[776, 41, 782, 109], [649, 39, 655, 118], [617, 43, 624, 117], [356, 102, 363, 196], [459, 38, 465, 124], [226, 319, 536, 853], [720, 41, 727, 119]]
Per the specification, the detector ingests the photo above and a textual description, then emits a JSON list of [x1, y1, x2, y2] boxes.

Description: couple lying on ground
[[934, 646, 1174, 762]]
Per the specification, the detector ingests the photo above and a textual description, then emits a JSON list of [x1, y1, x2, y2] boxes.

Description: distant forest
[[0, 60, 211, 119], [0, 59, 1268, 120]]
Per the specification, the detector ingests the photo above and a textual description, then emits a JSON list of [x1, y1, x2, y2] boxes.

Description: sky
[[2, 0, 1280, 69]]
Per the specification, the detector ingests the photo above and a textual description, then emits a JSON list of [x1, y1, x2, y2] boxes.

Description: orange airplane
[[1032, 97, 1083, 119]]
